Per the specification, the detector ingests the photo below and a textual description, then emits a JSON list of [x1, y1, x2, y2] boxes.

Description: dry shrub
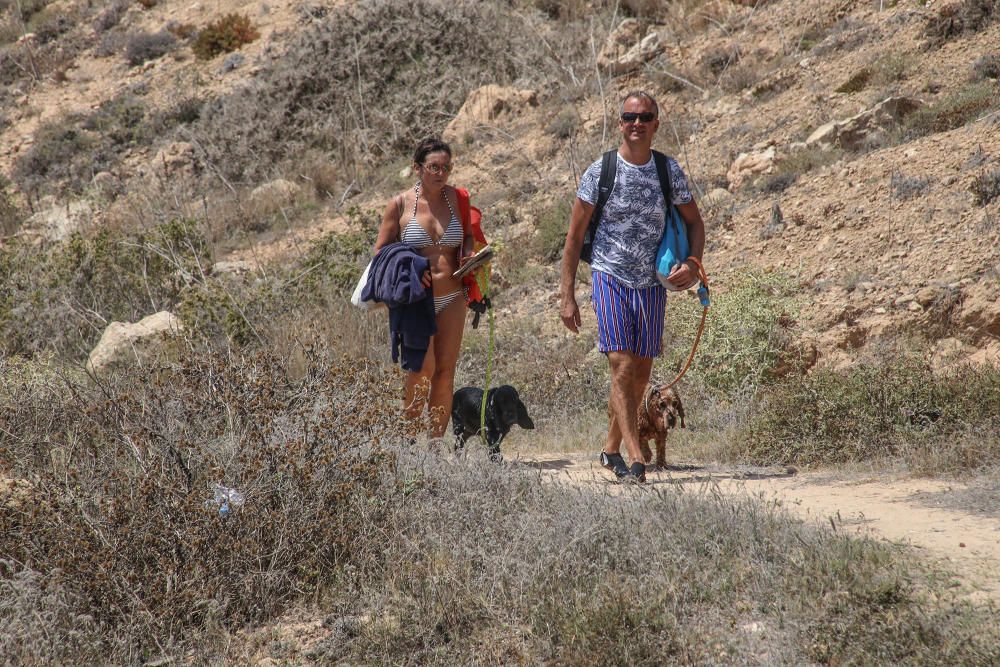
[[972, 54, 1000, 80], [13, 92, 157, 197], [719, 60, 763, 93], [737, 345, 1000, 471], [836, 67, 872, 94], [970, 168, 1000, 205], [525, 0, 588, 20], [191, 0, 588, 183], [297, 151, 340, 200], [924, 0, 998, 48], [0, 24, 85, 89], [889, 170, 931, 200], [91, 0, 128, 33], [0, 176, 23, 237], [125, 30, 176, 67], [904, 82, 998, 138], [192, 13, 259, 60], [0, 348, 402, 661]]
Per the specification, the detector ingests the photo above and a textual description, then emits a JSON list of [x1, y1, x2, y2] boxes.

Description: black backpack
[[580, 149, 675, 264]]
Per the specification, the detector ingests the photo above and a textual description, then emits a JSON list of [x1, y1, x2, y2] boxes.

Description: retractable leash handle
[[686, 256, 711, 307]]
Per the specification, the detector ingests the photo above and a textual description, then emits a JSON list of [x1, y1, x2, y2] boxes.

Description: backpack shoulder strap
[[594, 149, 617, 220], [582, 150, 618, 262], [652, 150, 674, 210]]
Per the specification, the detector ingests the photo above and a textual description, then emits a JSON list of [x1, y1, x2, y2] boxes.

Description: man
[[559, 90, 705, 482]]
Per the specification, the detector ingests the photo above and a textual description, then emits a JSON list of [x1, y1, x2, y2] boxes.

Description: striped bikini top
[[400, 184, 463, 248]]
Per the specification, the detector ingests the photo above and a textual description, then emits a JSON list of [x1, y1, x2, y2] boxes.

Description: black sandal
[[625, 462, 647, 484], [599, 451, 630, 479]]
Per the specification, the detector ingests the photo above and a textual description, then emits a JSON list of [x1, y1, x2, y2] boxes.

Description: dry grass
[[5, 342, 999, 663], [0, 348, 404, 662]]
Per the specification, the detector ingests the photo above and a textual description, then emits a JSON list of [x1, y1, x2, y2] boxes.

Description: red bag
[[454, 188, 489, 309]]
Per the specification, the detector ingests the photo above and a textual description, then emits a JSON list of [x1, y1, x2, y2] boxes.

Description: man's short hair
[[619, 90, 659, 118]]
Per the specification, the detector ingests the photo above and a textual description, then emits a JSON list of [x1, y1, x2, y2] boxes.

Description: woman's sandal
[[599, 451, 630, 479]]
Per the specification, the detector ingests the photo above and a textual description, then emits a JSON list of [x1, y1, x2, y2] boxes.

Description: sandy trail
[[518, 452, 1000, 602]]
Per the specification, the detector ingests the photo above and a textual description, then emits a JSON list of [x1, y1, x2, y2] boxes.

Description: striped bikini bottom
[[433, 289, 465, 314]]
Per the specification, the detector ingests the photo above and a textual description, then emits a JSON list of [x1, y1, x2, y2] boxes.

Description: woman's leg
[[403, 345, 435, 423], [427, 296, 466, 437]]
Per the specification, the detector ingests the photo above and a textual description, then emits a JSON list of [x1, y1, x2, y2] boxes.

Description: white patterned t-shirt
[[576, 152, 692, 288]]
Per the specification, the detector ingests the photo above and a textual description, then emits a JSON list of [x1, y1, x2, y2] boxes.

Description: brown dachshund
[[637, 383, 685, 469]]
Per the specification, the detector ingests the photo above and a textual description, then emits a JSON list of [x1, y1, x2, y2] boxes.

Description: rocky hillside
[[1, 0, 998, 368]]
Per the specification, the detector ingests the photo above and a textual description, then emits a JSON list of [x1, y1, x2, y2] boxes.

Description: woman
[[374, 137, 474, 439]]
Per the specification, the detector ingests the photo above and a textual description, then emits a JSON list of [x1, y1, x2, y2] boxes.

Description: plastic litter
[[205, 484, 245, 518]]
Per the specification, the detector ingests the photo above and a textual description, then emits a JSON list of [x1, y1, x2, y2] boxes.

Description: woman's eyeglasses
[[620, 112, 656, 123], [422, 163, 453, 175]]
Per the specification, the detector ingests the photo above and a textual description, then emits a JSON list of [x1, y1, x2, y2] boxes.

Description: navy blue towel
[[361, 243, 437, 371]]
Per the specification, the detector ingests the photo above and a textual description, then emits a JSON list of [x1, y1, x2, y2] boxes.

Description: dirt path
[[520, 452, 1000, 602]]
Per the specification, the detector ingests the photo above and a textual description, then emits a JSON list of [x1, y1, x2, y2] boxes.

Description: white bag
[[350, 261, 380, 310]]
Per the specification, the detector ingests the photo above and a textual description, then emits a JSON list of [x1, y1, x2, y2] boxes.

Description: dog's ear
[[485, 388, 500, 431], [516, 398, 534, 429]]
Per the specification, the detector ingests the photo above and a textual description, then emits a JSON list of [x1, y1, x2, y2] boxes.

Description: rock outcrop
[[806, 96, 923, 151], [443, 85, 538, 143], [86, 311, 183, 375], [598, 19, 664, 75]]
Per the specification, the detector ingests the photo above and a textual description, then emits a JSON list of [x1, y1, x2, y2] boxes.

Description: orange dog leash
[[664, 256, 710, 390]]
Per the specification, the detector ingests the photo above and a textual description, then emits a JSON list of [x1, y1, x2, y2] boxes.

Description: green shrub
[[0, 219, 210, 358], [738, 348, 1000, 469], [192, 13, 259, 60], [661, 270, 798, 396], [532, 199, 570, 262], [297, 208, 376, 294], [904, 82, 997, 138], [754, 146, 843, 193], [11, 119, 96, 196]]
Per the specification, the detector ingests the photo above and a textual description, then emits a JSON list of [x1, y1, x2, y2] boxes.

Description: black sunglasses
[[620, 112, 656, 123]]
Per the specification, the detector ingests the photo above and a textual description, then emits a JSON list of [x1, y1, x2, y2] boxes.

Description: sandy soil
[[519, 451, 1000, 602]]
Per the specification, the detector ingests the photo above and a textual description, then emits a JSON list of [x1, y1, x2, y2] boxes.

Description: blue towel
[[361, 243, 437, 371]]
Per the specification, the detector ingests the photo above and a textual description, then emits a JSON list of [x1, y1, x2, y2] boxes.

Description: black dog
[[451, 385, 534, 461]]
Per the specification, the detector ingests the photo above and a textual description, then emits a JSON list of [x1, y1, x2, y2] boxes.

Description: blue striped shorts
[[591, 270, 666, 357]]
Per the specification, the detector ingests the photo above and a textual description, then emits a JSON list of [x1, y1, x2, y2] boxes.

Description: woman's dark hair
[[413, 137, 451, 165]]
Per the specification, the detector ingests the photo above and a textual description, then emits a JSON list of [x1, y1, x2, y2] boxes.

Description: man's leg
[[607, 351, 654, 465], [603, 354, 654, 460]]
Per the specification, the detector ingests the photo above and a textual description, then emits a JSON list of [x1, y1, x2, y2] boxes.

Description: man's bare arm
[[559, 198, 595, 333]]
